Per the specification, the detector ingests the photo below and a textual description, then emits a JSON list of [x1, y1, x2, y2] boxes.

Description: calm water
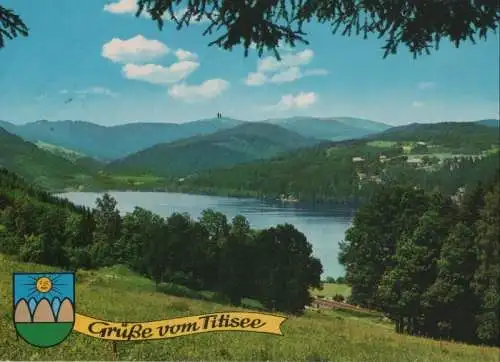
[[57, 192, 355, 278]]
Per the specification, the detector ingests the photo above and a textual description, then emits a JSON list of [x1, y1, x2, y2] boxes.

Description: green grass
[[1, 255, 499, 361], [366, 141, 398, 148], [35, 141, 86, 162], [484, 146, 500, 155], [311, 283, 351, 298]]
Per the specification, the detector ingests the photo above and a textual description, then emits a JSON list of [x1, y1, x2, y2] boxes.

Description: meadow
[[1, 255, 499, 361], [311, 283, 351, 298]]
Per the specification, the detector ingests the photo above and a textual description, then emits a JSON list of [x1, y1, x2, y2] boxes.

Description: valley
[[1, 117, 497, 203]]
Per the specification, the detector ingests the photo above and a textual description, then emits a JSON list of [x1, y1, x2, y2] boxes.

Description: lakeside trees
[[339, 171, 500, 346], [0, 167, 321, 314]]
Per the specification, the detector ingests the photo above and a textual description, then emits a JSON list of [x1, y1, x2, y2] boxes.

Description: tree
[[0, 5, 28, 49], [377, 205, 453, 337], [253, 224, 322, 314], [218, 215, 255, 305], [422, 222, 480, 343], [120, 207, 166, 276], [339, 184, 430, 308], [471, 183, 500, 346], [90, 193, 122, 267], [2, 1, 499, 58]]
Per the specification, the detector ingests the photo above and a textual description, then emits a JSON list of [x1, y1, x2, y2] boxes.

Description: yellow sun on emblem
[[35, 277, 53, 293]]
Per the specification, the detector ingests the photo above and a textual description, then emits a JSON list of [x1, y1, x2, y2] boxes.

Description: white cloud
[[168, 79, 229, 102], [417, 81, 436, 90], [57, 87, 118, 98], [267, 92, 318, 111], [246, 66, 328, 86], [122, 62, 199, 85], [257, 49, 314, 73], [102, 35, 169, 63], [104, 1, 212, 23], [245, 49, 327, 86], [412, 101, 424, 108], [103, 0, 137, 14], [175, 49, 198, 61], [269, 67, 302, 83], [75, 87, 119, 97], [245, 72, 267, 86]]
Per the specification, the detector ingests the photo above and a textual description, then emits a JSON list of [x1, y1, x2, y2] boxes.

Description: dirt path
[[310, 298, 376, 314]]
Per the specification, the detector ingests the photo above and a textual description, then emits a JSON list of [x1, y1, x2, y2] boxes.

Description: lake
[[57, 191, 355, 278]]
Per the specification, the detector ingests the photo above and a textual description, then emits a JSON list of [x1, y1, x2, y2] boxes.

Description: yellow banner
[[73, 312, 287, 341]]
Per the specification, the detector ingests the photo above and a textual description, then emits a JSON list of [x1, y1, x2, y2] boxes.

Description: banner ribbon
[[73, 312, 287, 341]]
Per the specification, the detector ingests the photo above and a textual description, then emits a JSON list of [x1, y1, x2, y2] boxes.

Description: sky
[[13, 273, 74, 305], [0, 0, 499, 126]]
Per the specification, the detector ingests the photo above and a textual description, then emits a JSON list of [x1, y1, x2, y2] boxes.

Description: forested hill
[[169, 122, 500, 203], [373, 122, 498, 152], [0, 118, 245, 161], [0, 127, 102, 190], [105, 122, 320, 177], [264, 116, 391, 140]]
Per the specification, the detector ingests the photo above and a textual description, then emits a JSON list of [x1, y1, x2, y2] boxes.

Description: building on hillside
[[352, 156, 365, 163], [357, 172, 367, 181], [379, 155, 388, 163], [407, 157, 423, 167]]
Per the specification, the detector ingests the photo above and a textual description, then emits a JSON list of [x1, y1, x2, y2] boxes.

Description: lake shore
[[51, 184, 365, 210], [57, 190, 355, 279]]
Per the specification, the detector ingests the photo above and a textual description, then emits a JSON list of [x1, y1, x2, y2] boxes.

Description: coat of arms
[[13, 272, 75, 348]]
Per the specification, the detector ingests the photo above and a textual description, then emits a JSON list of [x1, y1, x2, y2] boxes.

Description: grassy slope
[[1, 255, 498, 361], [311, 283, 352, 298], [106, 122, 319, 177], [0, 128, 100, 190]]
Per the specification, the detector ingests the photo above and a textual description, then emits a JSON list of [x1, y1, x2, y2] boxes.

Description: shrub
[[333, 294, 345, 302]]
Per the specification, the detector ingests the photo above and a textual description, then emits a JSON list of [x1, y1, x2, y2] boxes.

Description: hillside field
[[0, 255, 498, 361]]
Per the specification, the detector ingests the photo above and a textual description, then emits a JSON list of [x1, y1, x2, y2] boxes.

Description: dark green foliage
[[376, 122, 497, 153], [0, 127, 102, 190], [339, 185, 431, 308], [0, 167, 322, 315], [135, 0, 499, 59], [106, 122, 321, 177], [172, 122, 499, 203], [0, 5, 28, 48], [3, 1, 499, 59], [340, 172, 500, 346], [333, 294, 345, 302], [252, 224, 322, 313]]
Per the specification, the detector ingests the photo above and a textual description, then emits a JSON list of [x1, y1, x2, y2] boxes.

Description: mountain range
[[105, 122, 320, 177], [0, 116, 391, 161], [0, 116, 497, 192]]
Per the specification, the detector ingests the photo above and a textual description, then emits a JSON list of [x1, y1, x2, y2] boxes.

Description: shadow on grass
[[155, 283, 266, 311], [331, 308, 384, 320]]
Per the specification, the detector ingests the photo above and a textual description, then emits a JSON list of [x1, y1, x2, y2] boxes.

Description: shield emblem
[[13, 272, 75, 348]]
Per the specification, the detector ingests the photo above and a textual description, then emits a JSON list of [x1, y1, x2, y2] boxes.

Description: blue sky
[[0, 0, 498, 126], [13, 273, 74, 305]]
